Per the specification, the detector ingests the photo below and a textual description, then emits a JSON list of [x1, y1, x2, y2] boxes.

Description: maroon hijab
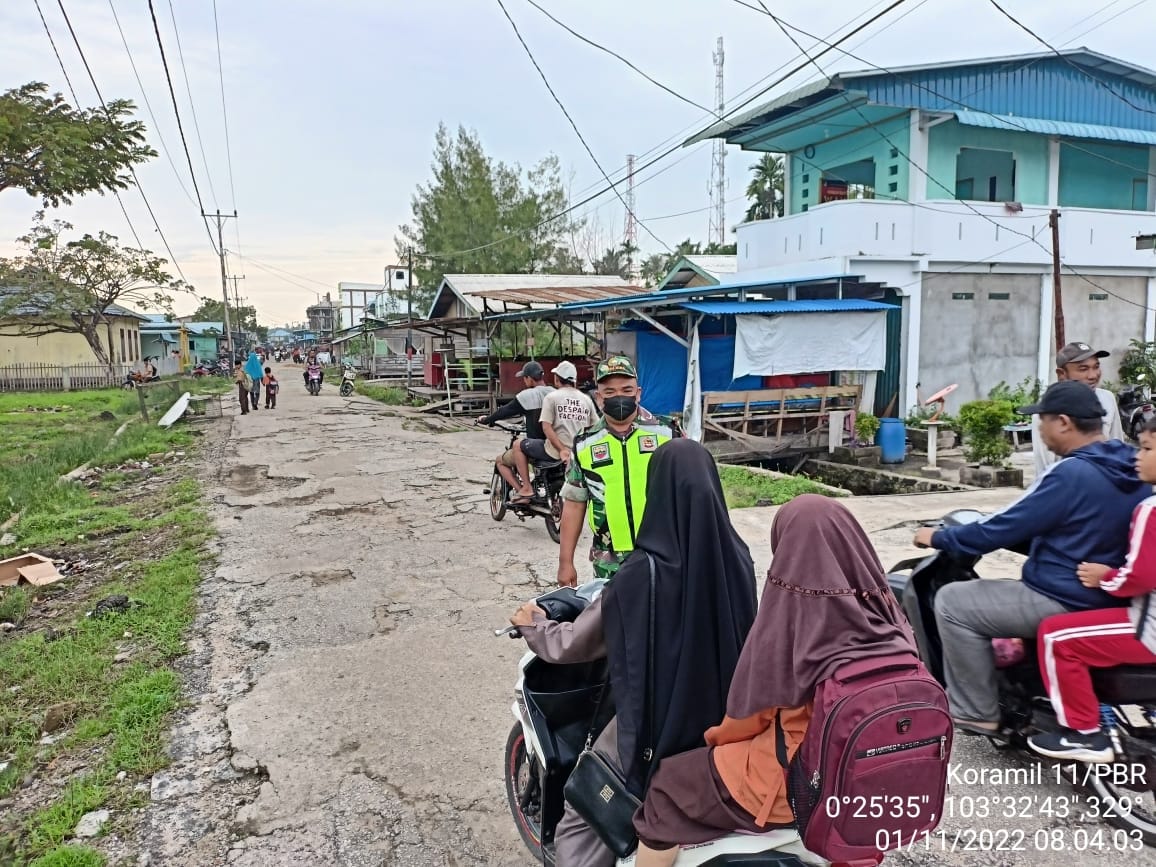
[[726, 494, 917, 717]]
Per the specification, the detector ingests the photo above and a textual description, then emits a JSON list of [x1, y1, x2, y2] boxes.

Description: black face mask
[[602, 395, 638, 422]]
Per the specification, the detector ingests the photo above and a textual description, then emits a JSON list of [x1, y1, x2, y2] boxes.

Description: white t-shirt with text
[[539, 387, 598, 459]]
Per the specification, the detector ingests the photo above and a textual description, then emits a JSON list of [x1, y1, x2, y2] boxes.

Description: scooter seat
[[1092, 665, 1156, 704]]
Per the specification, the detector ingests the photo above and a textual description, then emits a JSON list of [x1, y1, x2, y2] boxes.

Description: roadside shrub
[[958, 400, 1015, 466], [853, 412, 880, 445], [1119, 339, 1156, 386], [988, 376, 1042, 408]]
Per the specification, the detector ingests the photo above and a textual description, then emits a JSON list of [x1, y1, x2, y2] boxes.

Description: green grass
[[0, 389, 214, 865], [717, 465, 838, 509], [355, 383, 410, 405]]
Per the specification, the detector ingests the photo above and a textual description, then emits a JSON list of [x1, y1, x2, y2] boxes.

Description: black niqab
[[601, 439, 758, 795]]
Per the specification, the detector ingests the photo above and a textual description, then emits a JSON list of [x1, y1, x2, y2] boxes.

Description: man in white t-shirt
[[1033, 341, 1125, 477], [537, 361, 598, 466]]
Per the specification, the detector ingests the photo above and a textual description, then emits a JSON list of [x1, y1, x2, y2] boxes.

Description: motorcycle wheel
[[544, 495, 562, 544], [340, 382, 353, 397], [504, 723, 551, 864], [1088, 766, 1156, 846], [489, 469, 508, 522]]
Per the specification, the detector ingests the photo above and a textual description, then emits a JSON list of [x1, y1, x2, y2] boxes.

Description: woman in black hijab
[[510, 439, 757, 867]]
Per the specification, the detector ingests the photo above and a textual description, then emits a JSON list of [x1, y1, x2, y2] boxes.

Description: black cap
[[1017, 380, 1107, 419], [516, 360, 544, 379]]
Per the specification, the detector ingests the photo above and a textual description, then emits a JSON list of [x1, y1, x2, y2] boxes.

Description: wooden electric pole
[[1050, 209, 1065, 350], [204, 210, 238, 356]]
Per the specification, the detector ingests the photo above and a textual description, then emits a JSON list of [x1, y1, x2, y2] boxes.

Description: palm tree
[[744, 153, 785, 222]]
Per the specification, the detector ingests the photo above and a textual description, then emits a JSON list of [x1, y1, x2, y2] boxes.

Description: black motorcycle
[[1119, 379, 1155, 442], [482, 422, 566, 543], [888, 509, 1156, 845]]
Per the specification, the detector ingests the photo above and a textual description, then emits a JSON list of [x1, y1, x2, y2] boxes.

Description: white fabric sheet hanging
[[682, 323, 703, 442], [733, 311, 887, 378]]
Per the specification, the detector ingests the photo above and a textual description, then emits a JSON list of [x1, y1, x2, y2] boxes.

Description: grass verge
[[0, 387, 214, 866], [717, 464, 839, 509], [354, 382, 427, 406]]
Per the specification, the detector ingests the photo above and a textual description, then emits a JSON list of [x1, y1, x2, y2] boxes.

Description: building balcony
[[736, 199, 1156, 273]]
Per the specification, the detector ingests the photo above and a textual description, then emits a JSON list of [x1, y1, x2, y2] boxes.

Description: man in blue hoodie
[[913, 381, 1145, 735]]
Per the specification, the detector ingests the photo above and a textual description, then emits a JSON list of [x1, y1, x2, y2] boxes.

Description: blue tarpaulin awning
[[682, 299, 896, 315]]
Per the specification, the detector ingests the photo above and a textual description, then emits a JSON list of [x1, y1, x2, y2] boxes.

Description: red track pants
[[1038, 607, 1156, 731]]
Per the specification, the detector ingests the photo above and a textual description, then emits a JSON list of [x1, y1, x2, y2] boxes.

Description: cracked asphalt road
[[134, 368, 1156, 867]]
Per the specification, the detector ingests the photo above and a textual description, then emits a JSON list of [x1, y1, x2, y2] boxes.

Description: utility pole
[[228, 275, 246, 346], [406, 245, 415, 389], [1050, 209, 1065, 350], [709, 36, 726, 246], [204, 210, 238, 356]]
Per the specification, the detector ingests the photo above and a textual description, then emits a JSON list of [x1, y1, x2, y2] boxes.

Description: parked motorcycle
[[887, 509, 1156, 845], [339, 363, 356, 397], [481, 422, 565, 543], [1119, 377, 1155, 442], [306, 365, 323, 396], [498, 583, 824, 866]]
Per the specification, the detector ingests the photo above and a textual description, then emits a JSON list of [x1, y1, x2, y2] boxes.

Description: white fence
[[0, 356, 180, 392]]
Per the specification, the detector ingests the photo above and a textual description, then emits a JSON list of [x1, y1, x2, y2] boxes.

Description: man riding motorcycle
[[557, 355, 681, 587], [913, 381, 1147, 736], [477, 361, 554, 502]]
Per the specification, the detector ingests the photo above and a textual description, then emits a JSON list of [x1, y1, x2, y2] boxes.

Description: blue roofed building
[[689, 47, 1156, 411]]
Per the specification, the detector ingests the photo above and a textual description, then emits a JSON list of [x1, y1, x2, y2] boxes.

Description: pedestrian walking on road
[[264, 367, 279, 409], [245, 352, 264, 411], [234, 363, 251, 416]]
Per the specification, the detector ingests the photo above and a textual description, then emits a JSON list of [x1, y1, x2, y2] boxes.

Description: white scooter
[[499, 582, 826, 867]]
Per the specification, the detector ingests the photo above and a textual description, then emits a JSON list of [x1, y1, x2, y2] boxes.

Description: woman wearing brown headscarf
[[632, 495, 918, 867]]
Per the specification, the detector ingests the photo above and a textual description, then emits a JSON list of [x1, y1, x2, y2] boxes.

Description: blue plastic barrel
[[877, 417, 906, 464]]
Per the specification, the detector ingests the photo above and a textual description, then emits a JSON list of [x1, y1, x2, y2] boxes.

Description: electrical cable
[[424, 0, 910, 261], [520, 0, 713, 115], [165, 0, 222, 202], [105, 0, 196, 208], [1058, 0, 1149, 47], [746, 1, 1156, 313], [211, 0, 244, 270], [493, 0, 672, 252], [987, 0, 1156, 116], [48, 0, 193, 286]]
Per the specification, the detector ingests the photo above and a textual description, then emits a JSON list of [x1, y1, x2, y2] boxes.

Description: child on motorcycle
[[1029, 416, 1156, 764]]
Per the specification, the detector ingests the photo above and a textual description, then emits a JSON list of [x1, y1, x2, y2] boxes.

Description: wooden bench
[[702, 385, 862, 438]]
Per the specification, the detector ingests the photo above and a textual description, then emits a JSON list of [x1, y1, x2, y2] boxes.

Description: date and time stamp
[[834, 761, 1151, 854]]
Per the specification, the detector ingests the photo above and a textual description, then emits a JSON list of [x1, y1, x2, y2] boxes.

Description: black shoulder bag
[[562, 554, 656, 858]]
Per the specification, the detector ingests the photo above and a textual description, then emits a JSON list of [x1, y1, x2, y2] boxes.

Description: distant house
[[267, 327, 294, 345], [656, 255, 738, 291], [140, 317, 222, 365], [0, 290, 148, 368]]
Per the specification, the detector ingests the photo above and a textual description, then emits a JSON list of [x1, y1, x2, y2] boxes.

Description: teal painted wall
[[1058, 142, 1150, 210], [788, 114, 910, 214], [190, 335, 219, 362], [926, 121, 1049, 204]]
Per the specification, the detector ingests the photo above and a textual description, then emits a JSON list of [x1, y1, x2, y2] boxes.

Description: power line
[[105, 0, 196, 208], [425, 0, 910, 261], [32, 0, 78, 103], [146, 0, 220, 256], [211, 0, 244, 267], [493, 0, 672, 252], [746, 1, 1156, 313], [243, 256, 332, 290], [520, 0, 713, 114], [165, 0, 222, 202], [1058, 0, 1149, 46], [986, 0, 1156, 116], [47, 0, 193, 286]]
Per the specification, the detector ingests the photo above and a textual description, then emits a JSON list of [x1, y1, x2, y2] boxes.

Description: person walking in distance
[[264, 366, 279, 410], [234, 362, 251, 416]]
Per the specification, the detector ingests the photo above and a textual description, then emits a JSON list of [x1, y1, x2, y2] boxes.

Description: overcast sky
[[1, 0, 1151, 325]]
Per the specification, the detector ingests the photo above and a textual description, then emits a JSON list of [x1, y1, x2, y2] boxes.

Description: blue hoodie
[[933, 440, 1147, 611]]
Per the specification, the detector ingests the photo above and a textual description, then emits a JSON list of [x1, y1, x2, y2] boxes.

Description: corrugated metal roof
[[558, 273, 862, 313], [682, 299, 896, 315], [691, 49, 1156, 149], [428, 273, 635, 319], [953, 110, 1156, 145], [685, 255, 738, 276], [468, 284, 642, 305]]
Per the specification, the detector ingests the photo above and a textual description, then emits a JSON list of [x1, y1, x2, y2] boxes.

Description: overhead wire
[[424, 0, 910, 261], [211, 0, 244, 273], [743, 1, 1156, 312], [1058, 0, 1149, 46], [46, 0, 193, 286], [164, 0, 222, 202], [493, 0, 672, 252], [520, 0, 713, 115], [104, 0, 196, 208]]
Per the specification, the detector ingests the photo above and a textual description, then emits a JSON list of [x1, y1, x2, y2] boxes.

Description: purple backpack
[[776, 654, 952, 863]]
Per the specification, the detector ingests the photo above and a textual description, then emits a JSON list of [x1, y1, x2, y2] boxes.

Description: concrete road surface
[[133, 368, 1156, 867]]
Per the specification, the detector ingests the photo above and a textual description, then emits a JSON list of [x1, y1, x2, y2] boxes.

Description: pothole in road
[[268, 487, 336, 506], [225, 465, 307, 495], [299, 568, 356, 586]]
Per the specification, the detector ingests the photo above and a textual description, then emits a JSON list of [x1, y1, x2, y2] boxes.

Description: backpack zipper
[[833, 701, 951, 795], [856, 734, 946, 759]]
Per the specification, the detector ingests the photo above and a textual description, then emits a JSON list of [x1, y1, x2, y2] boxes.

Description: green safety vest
[[574, 422, 674, 554]]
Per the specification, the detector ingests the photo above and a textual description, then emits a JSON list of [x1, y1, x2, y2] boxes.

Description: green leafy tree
[[190, 297, 258, 333], [0, 218, 187, 373], [398, 124, 577, 313], [0, 83, 156, 207], [745, 153, 785, 222]]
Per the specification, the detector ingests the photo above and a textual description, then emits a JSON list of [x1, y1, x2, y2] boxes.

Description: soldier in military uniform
[[556, 355, 682, 587]]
